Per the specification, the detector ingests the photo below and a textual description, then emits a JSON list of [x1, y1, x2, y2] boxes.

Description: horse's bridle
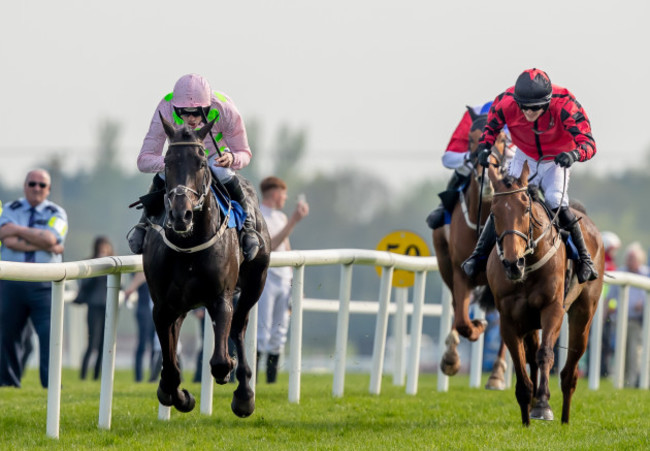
[[493, 186, 536, 260], [165, 141, 211, 213], [492, 185, 561, 274]]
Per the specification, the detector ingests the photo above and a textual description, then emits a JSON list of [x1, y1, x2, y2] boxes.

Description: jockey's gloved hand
[[554, 150, 580, 168], [476, 143, 492, 167]]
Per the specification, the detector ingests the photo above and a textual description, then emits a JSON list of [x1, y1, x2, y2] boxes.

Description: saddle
[[438, 177, 472, 224]]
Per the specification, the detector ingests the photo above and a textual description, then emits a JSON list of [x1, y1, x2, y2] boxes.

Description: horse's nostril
[[184, 210, 193, 222], [518, 258, 525, 267]]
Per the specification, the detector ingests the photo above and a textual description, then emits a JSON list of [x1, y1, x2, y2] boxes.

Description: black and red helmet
[[513, 68, 552, 107]]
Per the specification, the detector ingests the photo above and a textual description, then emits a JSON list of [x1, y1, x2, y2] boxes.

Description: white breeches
[[508, 150, 570, 209], [256, 274, 292, 354], [442, 151, 473, 176]]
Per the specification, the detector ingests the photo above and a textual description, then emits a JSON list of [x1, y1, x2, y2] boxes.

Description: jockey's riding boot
[[557, 206, 598, 283], [461, 214, 496, 278], [266, 353, 279, 384], [127, 175, 166, 254], [426, 169, 472, 230], [224, 176, 261, 262]]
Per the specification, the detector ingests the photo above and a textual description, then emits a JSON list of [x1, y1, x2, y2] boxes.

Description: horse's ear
[[159, 111, 176, 139], [519, 161, 530, 185], [466, 105, 478, 122], [196, 118, 217, 142]]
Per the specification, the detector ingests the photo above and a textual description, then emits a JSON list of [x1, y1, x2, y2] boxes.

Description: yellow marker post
[[375, 230, 430, 287]]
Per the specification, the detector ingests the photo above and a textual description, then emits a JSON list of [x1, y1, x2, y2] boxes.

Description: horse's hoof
[[440, 354, 461, 376], [214, 377, 229, 385], [174, 389, 196, 413], [157, 385, 174, 407], [530, 406, 554, 421], [484, 376, 506, 391], [231, 393, 255, 418]]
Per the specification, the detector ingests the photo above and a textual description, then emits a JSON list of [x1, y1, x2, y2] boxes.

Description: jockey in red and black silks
[[462, 68, 599, 284], [480, 80, 596, 165]]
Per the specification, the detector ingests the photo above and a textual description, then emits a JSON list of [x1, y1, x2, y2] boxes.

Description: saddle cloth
[[211, 185, 246, 230]]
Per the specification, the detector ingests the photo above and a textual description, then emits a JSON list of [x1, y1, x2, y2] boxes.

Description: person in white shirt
[[256, 176, 309, 383]]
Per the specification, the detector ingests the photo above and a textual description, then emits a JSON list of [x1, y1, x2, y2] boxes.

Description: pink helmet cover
[[172, 74, 212, 108]]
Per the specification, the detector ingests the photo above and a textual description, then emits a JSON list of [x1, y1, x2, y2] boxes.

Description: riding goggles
[[175, 107, 203, 117], [517, 103, 547, 112]]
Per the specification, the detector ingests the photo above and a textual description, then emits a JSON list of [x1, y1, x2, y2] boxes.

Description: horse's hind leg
[[560, 297, 596, 424], [153, 312, 195, 413], [205, 296, 236, 385], [485, 340, 508, 390], [228, 263, 268, 418]]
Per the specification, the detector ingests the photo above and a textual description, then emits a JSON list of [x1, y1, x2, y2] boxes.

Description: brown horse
[[485, 161, 604, 425], [433, 113, 510, 388], [142, 114, 270, 418]]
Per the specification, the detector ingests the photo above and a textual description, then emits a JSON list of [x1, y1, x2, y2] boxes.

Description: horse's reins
[[474, 147, 506, 235]]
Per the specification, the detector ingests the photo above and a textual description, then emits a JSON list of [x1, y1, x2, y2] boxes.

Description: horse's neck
[[466, 178, 491, 224]]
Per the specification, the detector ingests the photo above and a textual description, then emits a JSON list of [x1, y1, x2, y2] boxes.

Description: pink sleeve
[[220, 101, 251, 170], [137, 99, 169, 173]]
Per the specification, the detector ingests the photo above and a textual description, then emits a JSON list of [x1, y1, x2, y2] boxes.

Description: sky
[[1, 0, 649, 193]]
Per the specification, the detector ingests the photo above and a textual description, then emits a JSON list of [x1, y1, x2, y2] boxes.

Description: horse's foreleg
[[531, 304, 563, 422], [205, 298, 235, 385], [502, 326, 533, 426], [452, 272, 486, 341], [523, 331, 540, 396], [153, 313, 195, 413]]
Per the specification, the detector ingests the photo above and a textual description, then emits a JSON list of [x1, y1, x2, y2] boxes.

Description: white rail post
[[613, 285, 630, 389], [200, 311, 215, 415], [369, 266, 394, 395], [639, 291, 650, 389], [589, 294, 605, 390], [406, 271, 426, 395], [288, 265, 305, 403], [469, 305, 485, 388], [333, 264, 353, 398], [98, 273, 122, 428], [46, 280, 66, 439], [393, 287, 408, 386], [437, 285, 453, 392]]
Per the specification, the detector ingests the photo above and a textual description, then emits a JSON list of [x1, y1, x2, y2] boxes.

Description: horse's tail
[[473, 285, 496, 312]]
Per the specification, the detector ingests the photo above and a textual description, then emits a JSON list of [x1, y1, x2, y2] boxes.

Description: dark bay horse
[[485, 161, 604, 425], [142, 114, 270, 418], [433, 110, 509, 388]]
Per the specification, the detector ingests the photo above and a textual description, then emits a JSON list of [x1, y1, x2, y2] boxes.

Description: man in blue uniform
[[0, 169, 68, 388]]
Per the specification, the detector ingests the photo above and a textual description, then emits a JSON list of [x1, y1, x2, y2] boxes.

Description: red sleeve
[[557, 93, 596, 162], [480, 93, 507, 147], [445, 111, 472, 153]]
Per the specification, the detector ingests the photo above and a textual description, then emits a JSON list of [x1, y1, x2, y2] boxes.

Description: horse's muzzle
[[168, 207, 194, 234], [502, 257, 525, 281]]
